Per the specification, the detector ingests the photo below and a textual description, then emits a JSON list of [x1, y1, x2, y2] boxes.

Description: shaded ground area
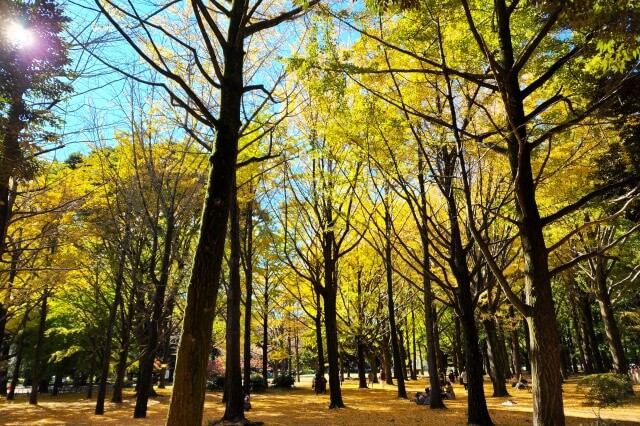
[[1, 376, 638, 425]]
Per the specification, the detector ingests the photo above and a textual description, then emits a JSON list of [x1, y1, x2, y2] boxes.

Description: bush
[[206, 375, 225, 391], [250, 375, 268, 393], [271, 375, 295, 389], [577, 373, 634, 408]]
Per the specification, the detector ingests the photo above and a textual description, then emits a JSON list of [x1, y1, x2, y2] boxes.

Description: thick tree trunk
[[29, 289, 48, 405], [219, 185, 246, 423], [483, 318, 510, 397], [164, 6, 244, 424]]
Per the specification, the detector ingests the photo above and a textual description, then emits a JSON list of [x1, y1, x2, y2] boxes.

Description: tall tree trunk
[[242, 197, 254, 392], [6, 329, 25, 401], [398, 324, 409, 381], [357, 339, 368, 388], [578, 292, 605, 373], [461, 2, 568, 422], [418, 157, 444, 407], [403, 324, 413, 380], [440, 146, 491, 424], [29, 288, 48, 405], [381, 336, 393, 385], [164, 3, 245, 423], [483, 318, 510, 397], [509, 307, 521, 377], [314, 289, 324, 376], [384, 210, 406, 399], [135, 212, 175, 418], [96, 230, 129, 415], [594, 270, 628, 374], [219, 183, 246, 423], [454, 320, 463, 374], [262, 270, 270, 388], [112, 286, 136, 403], [411, 310, 418, 380]]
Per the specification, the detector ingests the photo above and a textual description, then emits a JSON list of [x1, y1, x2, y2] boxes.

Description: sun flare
[[6, 22, 35, 48]]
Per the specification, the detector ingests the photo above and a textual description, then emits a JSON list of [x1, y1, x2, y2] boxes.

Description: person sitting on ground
[[515, 375, 529, 391], [445, 382, 456, 400]]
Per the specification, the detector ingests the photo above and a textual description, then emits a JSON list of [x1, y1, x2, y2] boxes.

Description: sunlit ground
[[1, 375, 639, 425]]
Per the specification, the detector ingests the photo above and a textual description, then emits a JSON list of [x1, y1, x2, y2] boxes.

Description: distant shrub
[[271, 375, 295, 389], [250, 375, 268, 393], [206, 375, 225, 391], [577, 373, 633, 408]]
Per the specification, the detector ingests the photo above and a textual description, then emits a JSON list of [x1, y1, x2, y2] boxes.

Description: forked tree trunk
[[164, 6, 244, 424], [135, 213, 175, 418]]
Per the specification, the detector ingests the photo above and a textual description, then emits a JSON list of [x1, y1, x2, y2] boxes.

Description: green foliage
[[206, 375, 225, 391], [250, 374, 268, 393], [577, 373, 634, 408], [271, 374, 295, 388]]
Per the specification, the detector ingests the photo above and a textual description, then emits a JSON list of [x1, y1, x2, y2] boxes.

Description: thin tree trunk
[[6, 330, 24, 401], [384, 210, 406, 399], [242, 197, 254, 392], [509, 307, 521, 376], [29, 288, 48, 405], [411, 310, 418, 380], [96, 232, 129, 414], [219, 183, 246, 423], [262, 270, 270, 388], [112, 286, 136, 403], [314, 289, 324, 377]]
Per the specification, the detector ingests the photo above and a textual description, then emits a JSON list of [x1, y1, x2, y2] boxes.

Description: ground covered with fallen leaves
[[1, 375, 639, 425]]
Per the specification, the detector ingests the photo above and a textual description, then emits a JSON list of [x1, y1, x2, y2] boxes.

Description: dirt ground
[[1, 376, 639, 425]]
